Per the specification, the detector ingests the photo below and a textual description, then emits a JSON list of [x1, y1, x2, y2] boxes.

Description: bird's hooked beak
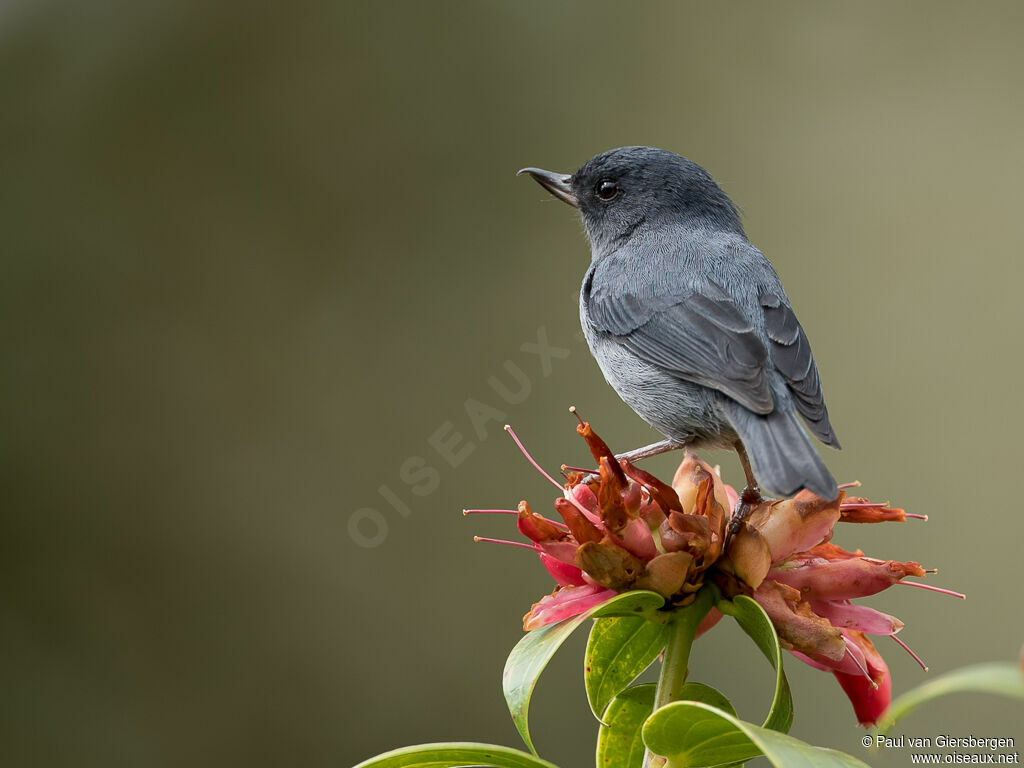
[[517, 167, 578, 208]]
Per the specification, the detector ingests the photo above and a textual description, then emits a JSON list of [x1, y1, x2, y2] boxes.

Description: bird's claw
[[725, 486, 762, 547]]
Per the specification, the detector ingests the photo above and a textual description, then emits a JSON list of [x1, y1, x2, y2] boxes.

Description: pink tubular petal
[[790, 650, 836, 673], [793, 649, 871, 677], [810, 600, 905, 635], [768, 557, 925, 601], [794, 631, 892, 725], [833, 631, 891, 727], [538, 552, 586, 587], [613, 516, 659, 561], [842, 636, 874, 684], [637, 496, 667, 529], [833, 668, 891, 727], [522, 584, 617, 630], [538, 540, 579, 565], [516, 508, 571, 543], [756, 492, 843, 565], [570, 483, 603, 525]]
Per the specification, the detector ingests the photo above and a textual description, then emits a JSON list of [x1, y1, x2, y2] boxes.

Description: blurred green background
[[3, 1, 1023, 766]]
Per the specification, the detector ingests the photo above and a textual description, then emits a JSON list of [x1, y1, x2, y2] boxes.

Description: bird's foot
[[725, 486, 762, 547]]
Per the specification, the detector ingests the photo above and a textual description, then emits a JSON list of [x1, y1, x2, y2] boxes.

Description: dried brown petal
[[622, 460, 683, 514], [517, 501, 570, 543], [554, 497, 603, 544], [673, 452, 731, 526], [657, 518, 691, 553], [635, 551, 694, 598], [754, 580, 846, 662], [801, 541, 863, 560], [723, 519, 773, 590], [745, 491, 843, 566], [577, 421, 627, 486], [839, 497, 907, 524], [666, 510, 712, 561], [574, 537, 646, 591], [598, 457, 630, 533]]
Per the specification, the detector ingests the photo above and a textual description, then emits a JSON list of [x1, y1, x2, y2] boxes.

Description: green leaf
[[350, 741, 562, 768], [642, 702, 871, 768], [717, 595, 793, 733], [596, 683, 736, 768], [503, 590, 665, 754], [673, 682, 737, 717], [596, 684, 655, 768], [586, 616, 669, 720], [875, 661, 1024, 734]]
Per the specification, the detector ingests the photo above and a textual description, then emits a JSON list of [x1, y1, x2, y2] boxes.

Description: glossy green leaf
[[586, 616, 668, 720], [503, 590, 665, 754], [595, 683, 737, 768], [674, 682, 737, 717], [596, 684, 655, 768], [642, 701, 871, 768], [875, 661, 1024, 734], [351, 741, 562, 768], [717, 595, 793, 733]]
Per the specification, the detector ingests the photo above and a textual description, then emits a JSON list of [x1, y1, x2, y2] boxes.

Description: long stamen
[[838, 481, 862, 490], [463, 508, 570, 531], [896, 581, 966, 599], [568, 405, 585, 427], [843, 638, 878, 688], [504, 425, 565, 492], [504, 425, 600, 520], [473, 536, 537, 551], [905, 513, 929, 520], [891, 634, 929, 671]]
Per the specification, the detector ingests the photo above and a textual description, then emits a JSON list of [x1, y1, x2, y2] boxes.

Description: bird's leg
[[726, 444, 763, 545], [614, 438, 685, 464]]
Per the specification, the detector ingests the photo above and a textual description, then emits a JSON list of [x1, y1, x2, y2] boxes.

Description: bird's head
[[518, 146, 744, 254]]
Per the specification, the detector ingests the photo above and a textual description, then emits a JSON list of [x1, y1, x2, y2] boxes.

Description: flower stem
[[644, 586, 717, 767], [653, 586, 716, 709]]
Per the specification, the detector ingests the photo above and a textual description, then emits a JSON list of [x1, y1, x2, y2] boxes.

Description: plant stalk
[[644, 586, 717, 767]]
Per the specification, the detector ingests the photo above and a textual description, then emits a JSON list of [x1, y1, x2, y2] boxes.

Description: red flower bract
[[470, 420, 965, 726]]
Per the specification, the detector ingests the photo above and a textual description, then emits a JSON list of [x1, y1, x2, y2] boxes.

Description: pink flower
[[469, 420, 964, 726], [832, 631, 891, 727], [722, 489, 962, 726]]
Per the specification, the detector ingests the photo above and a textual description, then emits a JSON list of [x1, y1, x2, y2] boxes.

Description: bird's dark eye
[[596, 180, 619, 201]]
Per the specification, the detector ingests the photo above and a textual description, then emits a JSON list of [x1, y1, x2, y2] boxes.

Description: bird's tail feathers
[[724, 403, 838, 500]]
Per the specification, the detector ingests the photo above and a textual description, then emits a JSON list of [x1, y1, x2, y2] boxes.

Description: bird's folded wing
[[759, 291, 839, 447], [587, 282, 775, 415]]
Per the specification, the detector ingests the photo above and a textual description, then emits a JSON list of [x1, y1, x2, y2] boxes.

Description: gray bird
[[518, 146, 839, 508]]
